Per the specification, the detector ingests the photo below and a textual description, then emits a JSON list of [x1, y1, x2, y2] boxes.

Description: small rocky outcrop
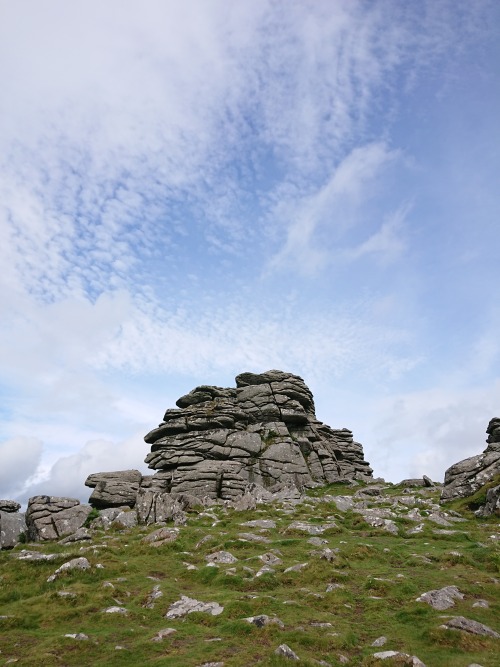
[[84, 470, 142, 508], [475, 484, 500, 517], [143, 370, 372, 500], [441, 418, 500, 502], [25, 496, 92, 541]]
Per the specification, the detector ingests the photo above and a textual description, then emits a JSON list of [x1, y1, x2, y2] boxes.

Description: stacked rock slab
[[84, 470, 142, 508], [143, 370, 372, 500], [441, 417, 500, 502]]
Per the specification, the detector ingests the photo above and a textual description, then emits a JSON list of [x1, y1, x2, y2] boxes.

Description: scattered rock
[[284, 562, 308, 573], [59, 527, 92, 544], [416, 585, 464, 610], [441, 616, 500, 638], [372, 636, 387, 647], [205, 551, 238, 565], [286, 521, 336, 535], [472, 599, 489, 608], [142, 526, 179, 545], [143, 585, 163, 609], [244, 614, 285, 628], [151, 628, 177, 641], [274, 643, 300, 660], [104, 606, 128, 614], [64, 633, 88, 640], [372, 651, 426, 666], [165, 595, 224, 619], [240, 519, 276, 529], [47, 557, 91, 583]]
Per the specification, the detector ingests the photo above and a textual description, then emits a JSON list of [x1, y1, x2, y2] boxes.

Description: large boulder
[[0, 511, 26, 549], [143, 370, 372, 499], [26, 496, 92, 541], [0, 500, 21, 513], [85, 470, 143, 508], [441, 418, 500, 502]]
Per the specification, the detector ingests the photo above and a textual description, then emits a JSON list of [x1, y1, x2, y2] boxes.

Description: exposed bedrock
[[143, 370, 372, 499], [441, 417, 500, 503]]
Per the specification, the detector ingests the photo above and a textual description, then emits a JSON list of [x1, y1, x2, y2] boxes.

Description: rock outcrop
[[441, 418, 500, 502], [143, 370, 372, 500], [25, 496, 92, 541], [84, 470, 142, 508]]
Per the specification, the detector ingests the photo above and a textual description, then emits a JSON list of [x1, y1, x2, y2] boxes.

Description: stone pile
[[441, 417, 500, 504]]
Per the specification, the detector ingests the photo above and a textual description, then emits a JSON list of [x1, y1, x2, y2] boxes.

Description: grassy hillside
[[1, 482, 499, 666]]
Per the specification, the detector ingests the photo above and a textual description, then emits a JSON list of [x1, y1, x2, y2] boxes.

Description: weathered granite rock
[[135, 489, 187, 525], [416, 585, 464, 610], [26, 496, 92, 541], [475, 484, 500, 517], [0, 500, 21, 513], [441, 419, 500, 502], [85, 470, 142, 508], [0, 510, 26, 549], [144, 370, 372, 500], [165, 595, 224, 619], [47, 556, 91, 582]]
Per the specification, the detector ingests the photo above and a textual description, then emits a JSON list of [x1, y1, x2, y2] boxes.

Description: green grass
[[1, 482, 499, 666]]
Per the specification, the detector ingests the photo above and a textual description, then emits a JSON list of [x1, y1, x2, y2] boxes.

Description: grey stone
[[58, 527, 92, 544], [143, 584, 163, 609], [0, 500, 21, 513], [136, 489, 186, 525], [372, 652, 426, 666], [142, 526, 179, 545], [165, 595, 224, 618], [274, 643, 300, 660], [205, 551, 238, 565], [441, 616, 500, 638], [104, 606, 128, 614], [244, 614, 285, 628], [441, 419, 500, 502], [416, 585, 464, 610], [240, 519, 276, 529], [0, 510, 26, 549], [286, 521, 336, 535], [64, 633, 89, 640], [372, 636, 387, 647], [47, 557, 91, 582], [151, 628, 177, 641], [475, 484, 500, 517], [26, 496, 91, 541], [85, 470, 142, 509]]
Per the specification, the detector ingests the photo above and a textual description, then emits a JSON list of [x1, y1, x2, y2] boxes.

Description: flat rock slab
[[416, 585, 464, 610], [441, 616, 500, 638], [165, 595, 224, 619], [240, 519, 276, 529], [205, 551, 238, 564], [47, 557, 91, 582], [286, 521, 336, 535], [372, 651, 426, 666], [244, 614, 285, 628]]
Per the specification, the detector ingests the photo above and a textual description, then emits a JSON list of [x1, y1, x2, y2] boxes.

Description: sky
[[1, 0, 499, 505]]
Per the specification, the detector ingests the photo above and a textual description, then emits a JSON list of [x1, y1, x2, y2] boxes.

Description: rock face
[[441, 418, 500, 502], [26, 496, 92, 541], [143, 370, 372, 500], [0, 510, 26, 549], [84, 470, 142, 508]]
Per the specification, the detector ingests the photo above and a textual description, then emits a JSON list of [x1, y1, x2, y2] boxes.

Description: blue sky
[[1, 0, 499, 503]]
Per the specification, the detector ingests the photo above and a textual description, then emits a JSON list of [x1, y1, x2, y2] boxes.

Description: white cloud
[[18, 434, 150, 505], [0, 437, 43, 499], [269, 142, 400, 272]]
